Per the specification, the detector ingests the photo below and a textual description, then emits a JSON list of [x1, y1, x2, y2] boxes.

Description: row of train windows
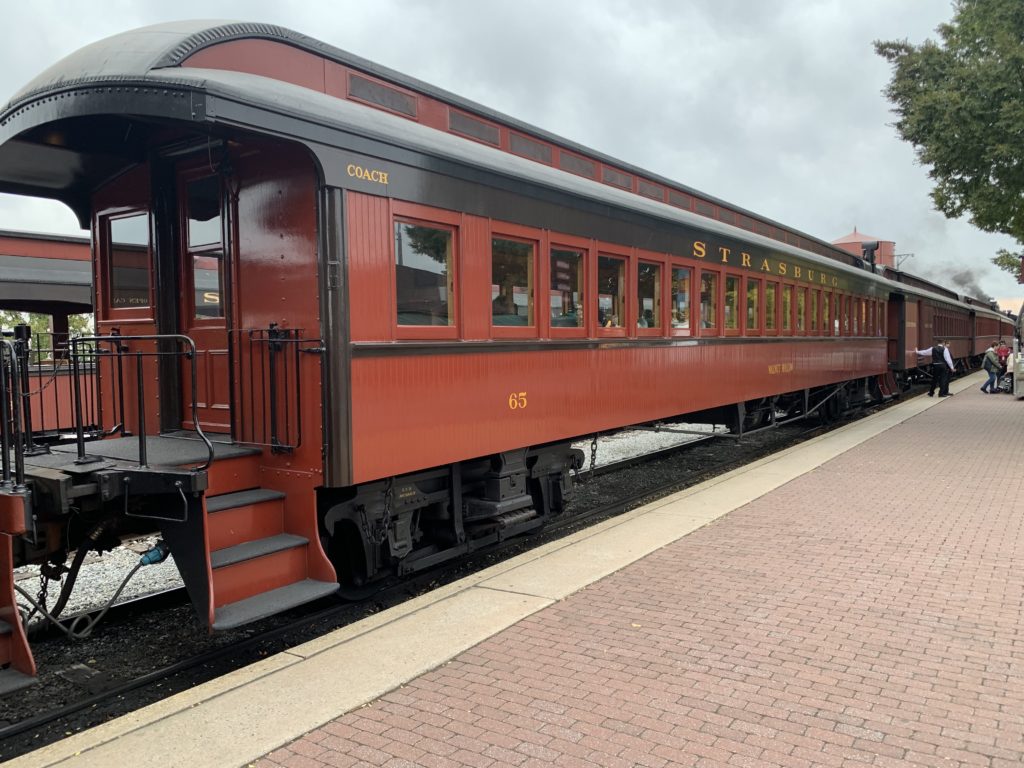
[[394, 220, 887, 337]]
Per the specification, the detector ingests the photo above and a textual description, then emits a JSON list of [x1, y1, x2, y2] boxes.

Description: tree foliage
[[0, 311, 93, 353], [991, 248, 1022, 279], [875, 0, 1024, 247]]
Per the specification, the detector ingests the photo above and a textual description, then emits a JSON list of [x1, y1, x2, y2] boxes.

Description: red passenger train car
[[0, 21, 1013, 690]]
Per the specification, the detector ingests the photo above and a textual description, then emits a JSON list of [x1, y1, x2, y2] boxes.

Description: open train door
[[176, 167, 233, 434], [887, 292, 905, 369]]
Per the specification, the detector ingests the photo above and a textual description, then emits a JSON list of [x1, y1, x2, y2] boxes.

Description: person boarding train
[[914, 338, 955, 397]]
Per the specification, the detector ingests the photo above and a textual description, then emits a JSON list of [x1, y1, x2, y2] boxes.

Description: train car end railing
[[233, 325, 322, 453], [69, 334, 215, 472]]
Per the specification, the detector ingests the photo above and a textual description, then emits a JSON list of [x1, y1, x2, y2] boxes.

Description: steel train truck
[[0, 21, 1012, 690]]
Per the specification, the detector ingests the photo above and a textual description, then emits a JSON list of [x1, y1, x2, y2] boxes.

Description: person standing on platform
[[981, 341, 1001, 394], [915, 338, 955, 397], [996, 339, 1010, 376]]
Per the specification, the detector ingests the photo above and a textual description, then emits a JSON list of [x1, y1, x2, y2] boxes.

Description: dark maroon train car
[[0, 21, 1011, 690]]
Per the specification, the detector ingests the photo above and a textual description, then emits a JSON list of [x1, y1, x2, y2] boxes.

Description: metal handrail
[[70, 334, 215, 472], [232, 326, 319, 452]]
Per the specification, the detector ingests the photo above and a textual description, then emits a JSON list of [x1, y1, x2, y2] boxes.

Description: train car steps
[[205, 485, 337, 632]]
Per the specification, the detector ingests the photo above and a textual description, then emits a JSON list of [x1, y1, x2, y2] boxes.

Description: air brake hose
[[48, 519, 109, 619]]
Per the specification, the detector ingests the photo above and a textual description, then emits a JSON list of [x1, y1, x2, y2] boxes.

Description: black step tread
[[210, 533, 308, 569], [212, 579, 338, 631], [0, 668, 36, 695], [206, 488, 285, 513]]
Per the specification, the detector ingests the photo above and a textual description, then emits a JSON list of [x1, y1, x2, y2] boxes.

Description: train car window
[[394, 220, 455, 326], [781, 285, 792, 332], [550, 247, 585, 329], [597, 255, 626, 330], [637, 262, 661, 330], [186, 176, 222, 248], [724, 275, 740, 332], [191, 255, 223, 319], [671, 266, 691, 335], [107, 212, 151, 310], [184, 176, 224, 320], [796, 288, 806, 333], [765, 282, 778, 333], [491, 237, 535, 328], [878, 302, 885, 336], [746, 278, 761, 335], [809, 289, 819, 333], [861, 299, 868, 335], [843, 296, 851, 335], [822, 292, 832, 336], [699, 271, 718, 332]]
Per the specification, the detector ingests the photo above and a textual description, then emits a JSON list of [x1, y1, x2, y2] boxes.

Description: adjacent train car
[[0, 21, 1013, 690], [881, 266, 1015, 369]]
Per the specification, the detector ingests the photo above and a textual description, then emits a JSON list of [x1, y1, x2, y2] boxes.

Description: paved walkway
[[12, 374, 1022, 768], [258, 378, 1024, 768]]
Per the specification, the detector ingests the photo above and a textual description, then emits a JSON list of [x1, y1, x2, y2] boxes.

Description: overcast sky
[[1, 0, 1020, 309]]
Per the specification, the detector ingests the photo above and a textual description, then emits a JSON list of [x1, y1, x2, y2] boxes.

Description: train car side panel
[[348, 340, 886, 483]]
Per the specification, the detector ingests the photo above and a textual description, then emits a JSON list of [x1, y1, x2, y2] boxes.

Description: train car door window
[[597, 255, 626, 333], [746, 278, 761, 336], [178, 170, 231, 434], [699, 271, 718, 334], [394, 220, 455, 328], [781, 285, 793, 333], [491, 236, 535, 333], [186, 176, 224, 319], [106, 212, 152, 313], [670, 266, 692, 336], [765, 281, 778, 335], [549, 247, 585, 333], [637, 261, 661, 332]]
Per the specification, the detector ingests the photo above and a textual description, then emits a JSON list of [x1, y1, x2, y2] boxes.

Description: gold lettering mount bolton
[[347, 164, 389, 185]]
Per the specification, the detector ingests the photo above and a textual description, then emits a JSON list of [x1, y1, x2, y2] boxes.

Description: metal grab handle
[[122, 476, 190, 524]]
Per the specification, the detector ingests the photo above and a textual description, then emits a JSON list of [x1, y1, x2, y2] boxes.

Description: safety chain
[[29, 571, 52, 623], [589, 435, 598, 475]]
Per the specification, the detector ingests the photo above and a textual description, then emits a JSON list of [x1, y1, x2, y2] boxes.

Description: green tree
[[991, 248, 1022, 280], [875, 0, 1024, 270]]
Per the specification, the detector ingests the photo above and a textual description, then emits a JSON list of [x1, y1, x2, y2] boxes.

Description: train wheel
[[326, 521, 376, 600]]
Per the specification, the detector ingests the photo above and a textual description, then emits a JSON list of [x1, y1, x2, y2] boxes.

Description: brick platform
[[258, 383, 1024, 768]]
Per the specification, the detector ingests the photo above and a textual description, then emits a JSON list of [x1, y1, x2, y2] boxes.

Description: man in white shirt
[[915, 339, 955, 397]]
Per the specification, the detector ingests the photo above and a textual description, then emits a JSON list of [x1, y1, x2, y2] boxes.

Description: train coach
[[0, 21, 1013, 691]]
